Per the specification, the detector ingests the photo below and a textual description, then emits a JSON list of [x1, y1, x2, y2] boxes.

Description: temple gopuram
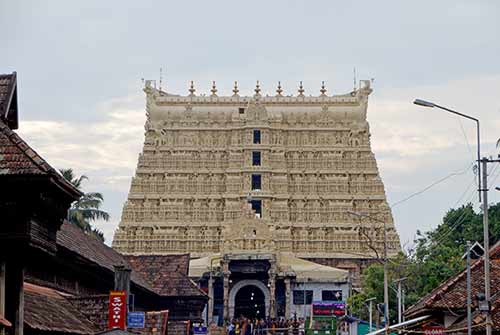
[[112, 79, 401, 323]]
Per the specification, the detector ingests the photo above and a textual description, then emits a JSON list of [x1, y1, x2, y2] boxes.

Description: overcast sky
[[1, 1, 500, 247]]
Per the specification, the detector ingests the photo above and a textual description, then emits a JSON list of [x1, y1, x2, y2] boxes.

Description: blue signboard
[[193, 326, 207, 335], [127, 312, 145, 328]]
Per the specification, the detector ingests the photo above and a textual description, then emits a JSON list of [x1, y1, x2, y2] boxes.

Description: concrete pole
[[208, 272, 214, 324], [402, 288, 405, 322], [222, 261, 230, 322], [369, 300, 373, 332], [284, 278, 291, 319], [466, 241, 472, 335], [366, 298, 375, 332], [397, 281, 402, 325], [393, 277, 406, 326], [481, 158, 492, 335], [303, 280, 306, 318], [383, 220, 389, 335]]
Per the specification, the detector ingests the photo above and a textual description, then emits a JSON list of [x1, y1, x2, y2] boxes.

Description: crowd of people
[[226, 317, 306, 335]]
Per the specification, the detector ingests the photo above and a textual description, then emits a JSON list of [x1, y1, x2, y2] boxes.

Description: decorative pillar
[[222, 260, 230, 322], [207, 273, 214, 323], [284, 278, 291, 319], [268, 260, 277, 318]]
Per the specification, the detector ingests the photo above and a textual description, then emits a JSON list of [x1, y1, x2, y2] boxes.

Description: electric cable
[[390, 163, 474, 209]]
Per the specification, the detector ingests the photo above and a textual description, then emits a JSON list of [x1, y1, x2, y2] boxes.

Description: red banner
[[109, 291, 127, 329]]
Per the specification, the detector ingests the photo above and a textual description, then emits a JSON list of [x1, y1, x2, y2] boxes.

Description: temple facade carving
[[112, 80, 401, 281]]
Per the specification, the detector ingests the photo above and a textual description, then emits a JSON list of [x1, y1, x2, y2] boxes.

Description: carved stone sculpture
[[112, 80, 401, 278]]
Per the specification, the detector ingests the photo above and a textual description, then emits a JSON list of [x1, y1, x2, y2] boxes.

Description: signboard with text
[[312, 301, 346, 316], [193, 326, 208, 335], [127, 312, 145, 328], [108, 291, 127, 329], [424, 326, 445, 335]]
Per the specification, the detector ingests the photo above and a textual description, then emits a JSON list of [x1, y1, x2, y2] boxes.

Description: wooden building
[[0, 71, 207, 335], [0, 71, 82, 335]]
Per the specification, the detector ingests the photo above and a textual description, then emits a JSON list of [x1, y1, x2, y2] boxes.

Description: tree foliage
[[349, 202, 500, 323], [60, 168, 109, 242]]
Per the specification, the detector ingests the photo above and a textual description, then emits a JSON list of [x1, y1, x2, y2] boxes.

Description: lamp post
[[365, 297, 377, 332], [348, 210, 389, 335], [393, 277, 407, 326], [413, 99, 491, 335]]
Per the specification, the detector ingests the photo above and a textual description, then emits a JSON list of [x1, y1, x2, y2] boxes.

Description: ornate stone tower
[[112, 80, 400, 278]]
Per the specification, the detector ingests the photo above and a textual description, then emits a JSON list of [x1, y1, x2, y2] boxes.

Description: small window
[[293, 290, 313, 305], [322, 290, 343, 301], [250, 200, 262, 218], [252, 151, 261, 166], [253, 129, 261, 144], [251, 174, 262, 190], [239, 107, 245, 114]]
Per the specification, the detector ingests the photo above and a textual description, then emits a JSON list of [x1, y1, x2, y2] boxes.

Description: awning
[[366, 315, 431, 335], [188, 252, 350, 281], [279, 253, 349, 281], [188, 254, 221, 277]]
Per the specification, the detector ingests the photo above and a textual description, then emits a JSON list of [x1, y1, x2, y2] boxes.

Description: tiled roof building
[[405, 242, 500, 333], [0, 71, 206, 335]]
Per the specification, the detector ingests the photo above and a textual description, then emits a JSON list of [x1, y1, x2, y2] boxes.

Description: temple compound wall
[[112, 80, 401, 286]]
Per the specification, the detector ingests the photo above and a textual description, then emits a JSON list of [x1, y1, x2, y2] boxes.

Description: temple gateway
[[112, 79, 401, 323]]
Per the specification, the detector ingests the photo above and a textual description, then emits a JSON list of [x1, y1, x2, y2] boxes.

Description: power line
[[456, 118, 476, 165], [452, 177, 477, 209], [429, 187, 479, 247], [390, 163, 473, 209]]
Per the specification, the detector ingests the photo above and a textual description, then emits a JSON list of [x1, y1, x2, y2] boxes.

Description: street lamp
[[348, 210, 389, 335], [365, 297, 376, 332], [413, 99, 492, 335], [413, 99, 481, 202]]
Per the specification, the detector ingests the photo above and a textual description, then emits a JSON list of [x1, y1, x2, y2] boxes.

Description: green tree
[[349, 202, 500, 323], [60, 168, 109, 242]]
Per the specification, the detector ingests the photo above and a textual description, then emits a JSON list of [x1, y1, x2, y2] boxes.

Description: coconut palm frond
[[60, 168, 88, 189], [61, 168, 110, 241]]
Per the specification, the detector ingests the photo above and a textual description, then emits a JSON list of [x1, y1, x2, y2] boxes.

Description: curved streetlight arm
[[413, 99, 481, 201], [433, 103, 479, 123]]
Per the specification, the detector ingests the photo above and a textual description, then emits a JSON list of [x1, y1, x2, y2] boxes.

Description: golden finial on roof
[[210, 81, 218, 96], [233, 81, 239, 96], [320, 81, 327, 96], [254, 80, 261, 95], [188, 80, 196, 96], [298, 81, 305, 96], [276, 81, 283, 96]]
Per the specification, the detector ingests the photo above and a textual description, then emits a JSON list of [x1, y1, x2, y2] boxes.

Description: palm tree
[[60, 168, 110, 242]]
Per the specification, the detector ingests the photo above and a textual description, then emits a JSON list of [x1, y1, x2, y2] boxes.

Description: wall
[[289, 281, 349, 319]]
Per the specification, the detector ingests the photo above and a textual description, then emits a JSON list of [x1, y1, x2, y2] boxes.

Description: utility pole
[[402, 287, 405, 322], [394, 278, 407, 325], [383, 219, 389, 335], [365, 297, 376, 332], [466, 241, 472, 335], [481, 158, 492, 335]]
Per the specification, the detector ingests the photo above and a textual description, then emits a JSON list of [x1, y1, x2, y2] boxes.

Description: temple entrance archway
[[229, 280, 270, 319]]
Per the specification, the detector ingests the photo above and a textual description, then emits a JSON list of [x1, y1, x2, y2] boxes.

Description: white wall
[[289, 281, 349, 319]]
